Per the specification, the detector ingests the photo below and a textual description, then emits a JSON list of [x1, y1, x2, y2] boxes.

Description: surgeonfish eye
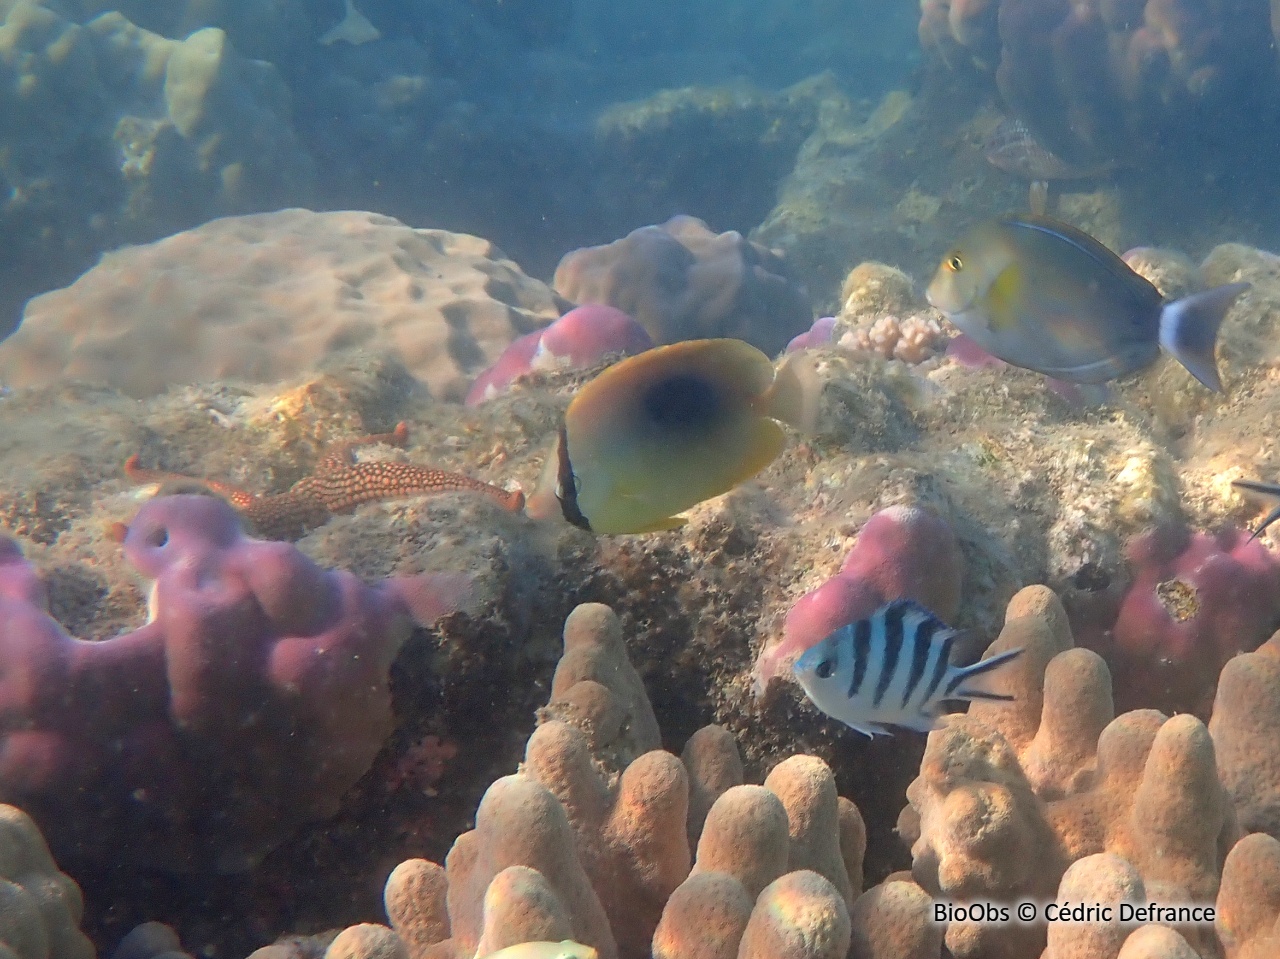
[[946, 253, 963, 272], [815, 658, 835, 680]]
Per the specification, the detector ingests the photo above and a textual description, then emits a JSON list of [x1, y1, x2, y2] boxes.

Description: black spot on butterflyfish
[[642, 373, 724, 433]]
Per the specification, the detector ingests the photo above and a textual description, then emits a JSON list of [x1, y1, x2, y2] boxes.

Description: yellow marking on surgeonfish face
[[984, 263, 1023, 332]]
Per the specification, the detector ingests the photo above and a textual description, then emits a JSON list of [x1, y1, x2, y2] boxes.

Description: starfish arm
[[123, 455, 258, 511], [315, 421, 411, 474]]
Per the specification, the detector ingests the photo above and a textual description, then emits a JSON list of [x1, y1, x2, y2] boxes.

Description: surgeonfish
[[543, 338, 819, 535], [926, 214, 1250, 391], [793, 599, 1022, 737], [1232, 478, 1280, 542], [480, 942, 599, 959]]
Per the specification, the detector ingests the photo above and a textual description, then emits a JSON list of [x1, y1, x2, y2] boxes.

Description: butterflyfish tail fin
[[1158, 281, 1250, 392], [943, 646, 1023, 698], [765, 349, 823, 435]]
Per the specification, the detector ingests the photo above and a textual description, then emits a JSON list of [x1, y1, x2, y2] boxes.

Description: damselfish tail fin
[[1232, 478, 1280, 543], [946, 646, 1024, 700], [1158, 282, 1250, 392]]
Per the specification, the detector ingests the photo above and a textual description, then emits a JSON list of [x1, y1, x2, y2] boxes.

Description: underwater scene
[[6, 1, 1280, 958]]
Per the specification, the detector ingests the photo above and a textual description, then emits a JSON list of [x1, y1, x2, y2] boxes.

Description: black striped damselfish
[[792, 599, 1022, 737]]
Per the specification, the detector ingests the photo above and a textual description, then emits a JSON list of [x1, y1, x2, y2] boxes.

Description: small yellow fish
[[481, 942, 599, 959], [926, 214, 1249, 391], [540, 338, 818, 535]]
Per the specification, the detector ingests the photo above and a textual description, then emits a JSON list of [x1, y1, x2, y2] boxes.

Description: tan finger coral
[[651, 872, 753, 959], [0, 804, 93, 959], [1043, 854, 1145, 959], [373, 603, 871, 959], [847, 881, 941, 959], [325, 925, 409, 959], [680, 726, 744, 846], [1114, 925, 1201, 959], [901, 585, 1239, 959], [689, 786, 791, 900], [1210, 631, 1280, 838], [539, 603, 662, 764], [1216, 833, 1280, 959], [736, 871, 851, 959], [764, 756, 854, 906]]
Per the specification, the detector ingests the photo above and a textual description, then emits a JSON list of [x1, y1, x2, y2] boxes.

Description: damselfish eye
[[946, 254, 963, 272], [815, 659, 834, 679]]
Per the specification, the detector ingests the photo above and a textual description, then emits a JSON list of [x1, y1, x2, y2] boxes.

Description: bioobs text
[[933, 901, 1217, 924]]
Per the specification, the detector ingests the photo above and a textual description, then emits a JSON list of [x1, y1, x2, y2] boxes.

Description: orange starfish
[[124, 422, 524, 540]]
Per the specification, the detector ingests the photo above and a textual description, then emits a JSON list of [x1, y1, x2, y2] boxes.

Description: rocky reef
[[0, 1, 314, 332], [278, 587, 1280, 959], [0, 200, 1278, 956], [0, 0, 920, 335], [2, 1, 1280, 950], [918, 0, 1278, 169]]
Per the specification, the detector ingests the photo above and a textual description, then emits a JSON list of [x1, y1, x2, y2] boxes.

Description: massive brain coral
[[0, 209, 566, 400], [920, 0, 1277, 165]]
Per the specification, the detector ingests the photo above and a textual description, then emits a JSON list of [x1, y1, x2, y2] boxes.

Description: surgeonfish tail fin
[[944, 646, 1023, 700], [766, 349, 823, 435], [1158, 281, 1250, 392]]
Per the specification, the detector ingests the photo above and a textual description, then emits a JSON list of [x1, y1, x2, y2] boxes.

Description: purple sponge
[[1097, 525, 1280, 716], [0, 494, 466, 872], [753, 506, 963, 695], [465, 304, 652, 405]]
